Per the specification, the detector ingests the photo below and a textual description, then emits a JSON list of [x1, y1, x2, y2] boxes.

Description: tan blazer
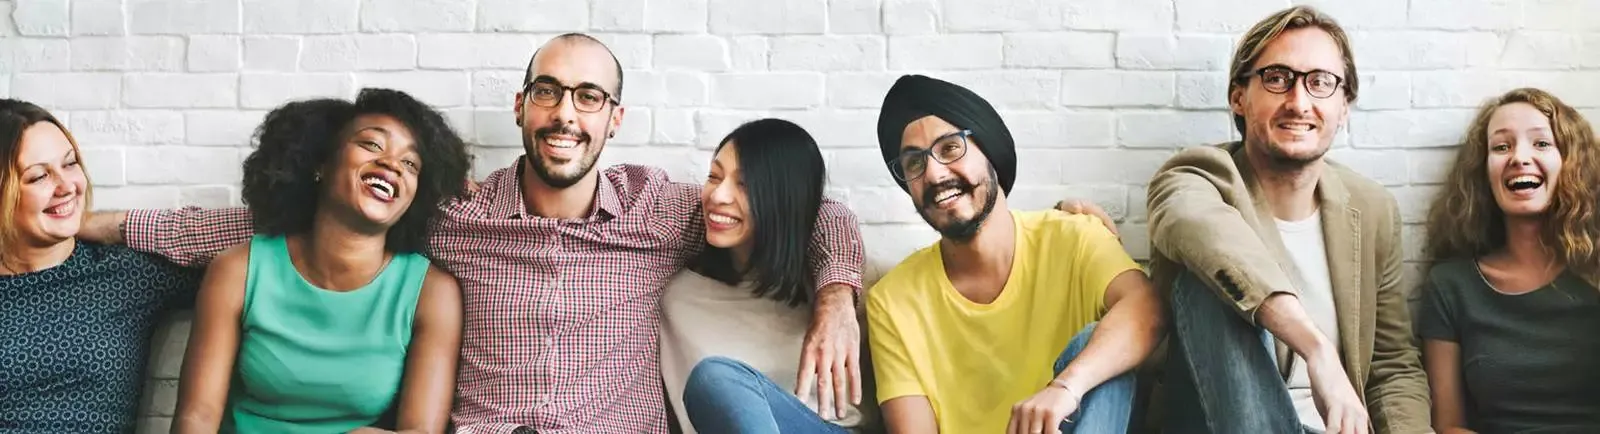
[[1142, 142, 1431, 434]]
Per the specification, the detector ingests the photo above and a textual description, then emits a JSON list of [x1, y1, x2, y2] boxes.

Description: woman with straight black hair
[[659, 118, 872, 433]]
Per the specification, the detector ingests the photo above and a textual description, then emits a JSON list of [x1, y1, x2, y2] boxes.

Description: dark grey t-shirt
[[1416, 258, 1600, 433]]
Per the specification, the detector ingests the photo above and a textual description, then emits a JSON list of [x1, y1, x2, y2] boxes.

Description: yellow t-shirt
[[866, 210, 1142, 433]]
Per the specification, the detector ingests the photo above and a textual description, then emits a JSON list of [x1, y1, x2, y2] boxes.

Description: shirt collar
[[487, 156, 622, 221]]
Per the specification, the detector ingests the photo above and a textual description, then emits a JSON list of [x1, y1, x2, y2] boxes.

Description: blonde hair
[[1227, 5, 1359, 136], [1423, 88, 1600, 283], [0, 99, 93, 264]]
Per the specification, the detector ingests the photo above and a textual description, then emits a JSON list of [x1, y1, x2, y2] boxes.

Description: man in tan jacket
[[1143, 6, 1431, 434]]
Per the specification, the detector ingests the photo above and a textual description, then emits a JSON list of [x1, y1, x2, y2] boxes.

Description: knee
[[685, 357, 758, 398], [1054, 322, 1100, 374]]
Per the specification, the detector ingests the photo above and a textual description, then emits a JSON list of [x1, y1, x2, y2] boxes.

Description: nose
[[51, 173, 75, 197], [920, 153, 955, 181], [708, 178, 737, 204], [553, 89, 581, 124], [1282, 80, 1314, 114], [1510, 140, 1535, 165]]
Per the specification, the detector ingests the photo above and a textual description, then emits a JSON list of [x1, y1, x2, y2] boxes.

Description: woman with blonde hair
[[1417, 87, 1600, 433], [0, 98, 201, 432]]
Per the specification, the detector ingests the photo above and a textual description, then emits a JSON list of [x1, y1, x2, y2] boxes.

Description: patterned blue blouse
[[0, 241, 200, 433]]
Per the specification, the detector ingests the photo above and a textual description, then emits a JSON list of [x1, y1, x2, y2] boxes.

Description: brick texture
[[1, 1, 1593, 432]]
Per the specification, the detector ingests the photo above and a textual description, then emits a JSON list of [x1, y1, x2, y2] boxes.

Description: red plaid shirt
[[126, 162, 864, 434]]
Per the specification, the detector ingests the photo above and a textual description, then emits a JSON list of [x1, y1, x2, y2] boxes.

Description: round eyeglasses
[[1240, 65, 1345, 99], [888, 130, 972, 182]]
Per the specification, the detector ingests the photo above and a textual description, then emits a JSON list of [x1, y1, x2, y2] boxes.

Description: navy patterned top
[[0, 241, 200, 433]]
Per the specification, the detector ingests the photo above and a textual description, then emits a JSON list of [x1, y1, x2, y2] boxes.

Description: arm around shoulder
[[392, 266, 463, 434], [807, 198, 866, 294], [107, 207, 255, 268], [172, 244, 251, 434]]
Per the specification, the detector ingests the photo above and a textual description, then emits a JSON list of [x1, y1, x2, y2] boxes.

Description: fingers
[[795, 350, 818, 412], [1006, 411, 1021, 434], [847, 348, 863, 405], [832, 356, 849, 419], [817, 350, 836, 421]]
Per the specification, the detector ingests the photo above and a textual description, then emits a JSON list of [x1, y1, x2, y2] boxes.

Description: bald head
[[524, 33, 624, 102]]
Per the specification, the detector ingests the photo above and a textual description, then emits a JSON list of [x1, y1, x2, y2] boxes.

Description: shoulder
[[1326, 160, 1398, 214], [1160, 142, 1244, 171], [1424, 258, 1480, 291], [417, 264, 462, 314], [866, 244, 941, 307], [210, 240, 254, 277]]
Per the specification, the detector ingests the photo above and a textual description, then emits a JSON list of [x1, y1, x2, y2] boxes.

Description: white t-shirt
[[658, 270, 866, 433], [1276, 212, 1340, 431]]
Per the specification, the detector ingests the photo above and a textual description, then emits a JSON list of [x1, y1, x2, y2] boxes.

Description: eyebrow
[[900, 130, 963, 152], [1489, 126, 1553, 136], [20, 149, 76, 171], [534, 75, 609, 92]]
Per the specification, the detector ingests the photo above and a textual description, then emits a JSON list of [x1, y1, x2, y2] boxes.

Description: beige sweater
[[659, 271, 865, 433]]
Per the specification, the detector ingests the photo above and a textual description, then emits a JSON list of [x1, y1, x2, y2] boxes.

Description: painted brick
[[650, 107, 695, 145], [127, 0, 240, 35], [653, 35, 731, 71], [1408, 0, 1522, 31], [888, 34, 1002, 70], [1498, 32, 1584, 69], [80, 147, 126, 186], [186, 110, 266, 146], [1176, 72, 1229, 109], [942, 0, 1065, 32], [122, 74, 238, 109], [478, 0, 589, 32], [590, 0, 645, 31], [70, 36, 185, 71], [883, 0, 938, 35], [301, 34, 417, 72], [12, 73, 121, 109], [1061, 70, 1175, 107], [769, 36, 886, 71], [709, 0, 825, 34], [1115, 33, 1234, 71], [773, 108, 879, 148], [829, 0, 881, 34], [1005, 110, 1116, 148], [825, 72, 899, 109], [937, 71, 1062, 109], [359, 0, 474, 32], [1350, 109, 1476, 149], [729, 36, 768, 70], [418, 34, 538, 70], [188, 35, 240, 72], [1116, 111, 1235, 148], [1004, 32, 1115, 69], [242, 36, 299, 72], [1356, 72, 1412, 110], [14, 0, 68, 36], [1174, 0, 1286, 32], [645, 0, 709, 33], [356, 71, 471, 108], [711, 72, 824, 109], [242, 0, 359, 34], [1523, 0, 1600, 31], [2, 38, 71, 71], [70, 110, 185, 146], [72, 0, 126, 35], [1062, 0, 1175, 31], [239, 73, 355, 109], [126, 146, 242, 184]]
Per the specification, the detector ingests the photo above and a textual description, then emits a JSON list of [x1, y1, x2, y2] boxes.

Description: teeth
[[362, 176, 394, 199], [936, 189, 961, 202], [545, 137, 579, 149], [45, 201, 73, 215], [708, 213, 739, 225], [1279, 123, 1314, 131]]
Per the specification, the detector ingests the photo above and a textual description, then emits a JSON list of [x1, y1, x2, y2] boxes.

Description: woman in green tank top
[[172, 89, 471, 434]]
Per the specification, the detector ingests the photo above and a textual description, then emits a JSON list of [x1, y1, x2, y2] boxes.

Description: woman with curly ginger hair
[[173, 88, 471, 434], [1416, 87, 1600, 433]]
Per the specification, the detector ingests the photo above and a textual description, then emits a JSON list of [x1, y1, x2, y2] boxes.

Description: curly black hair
[[240, 88, 472, 254]]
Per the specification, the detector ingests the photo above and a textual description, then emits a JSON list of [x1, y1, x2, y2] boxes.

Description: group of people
[[0, 5, 1595, 434]]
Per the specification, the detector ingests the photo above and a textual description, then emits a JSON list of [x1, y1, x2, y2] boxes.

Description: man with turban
[[864, 74, 1166, 434]]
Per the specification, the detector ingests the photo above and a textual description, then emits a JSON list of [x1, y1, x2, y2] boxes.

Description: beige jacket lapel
[[1315, 168, 1371, 391]]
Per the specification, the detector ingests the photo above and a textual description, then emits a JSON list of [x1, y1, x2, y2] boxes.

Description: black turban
[[875, 74, 1016, 194]]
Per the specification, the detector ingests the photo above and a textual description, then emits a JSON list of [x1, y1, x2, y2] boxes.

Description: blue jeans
[[682, 356, 850, 434], [681, 323, 1136, 433], [1162, 271, 1319, 434]]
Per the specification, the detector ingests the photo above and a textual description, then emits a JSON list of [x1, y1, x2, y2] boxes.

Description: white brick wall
[[2, 0, 1597, 431]]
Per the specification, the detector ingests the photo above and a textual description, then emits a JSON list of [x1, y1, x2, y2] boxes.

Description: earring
[[314, 173, 321, 182]]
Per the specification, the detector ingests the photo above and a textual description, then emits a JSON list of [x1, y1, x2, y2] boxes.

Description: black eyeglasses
[[522, 79, 619, 113], [1239, 65, 1345, 99], [888, 130, 972, 182]]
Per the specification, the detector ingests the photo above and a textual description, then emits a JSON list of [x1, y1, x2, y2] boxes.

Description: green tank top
[[224, 234, 429, 433]]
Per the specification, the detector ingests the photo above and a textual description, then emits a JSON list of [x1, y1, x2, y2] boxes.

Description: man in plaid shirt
[[82, 34, 867, 434]]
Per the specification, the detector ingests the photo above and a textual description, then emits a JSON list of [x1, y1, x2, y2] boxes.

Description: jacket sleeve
[[1146, 147, 1297, 326], [1364, 196, 1433, 434]]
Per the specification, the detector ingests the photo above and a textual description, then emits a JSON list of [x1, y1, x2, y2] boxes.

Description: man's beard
[[918, 167, 1001, 242], [523, 123, 603, 189]]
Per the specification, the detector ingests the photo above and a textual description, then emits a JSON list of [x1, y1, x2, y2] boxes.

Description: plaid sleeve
[[808, 197, 865, 295], [125, 206, 254, 268]]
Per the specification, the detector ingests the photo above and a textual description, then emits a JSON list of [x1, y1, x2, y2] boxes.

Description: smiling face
[[702, 141, 753, 253], [1486, 102, 1564, 218], [516, 38, 625, 189], [10, 122, 88, 247], [320, 114, 422, 229], [1231, 27, 1351, 169], [900, 116, 1000, 241]]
